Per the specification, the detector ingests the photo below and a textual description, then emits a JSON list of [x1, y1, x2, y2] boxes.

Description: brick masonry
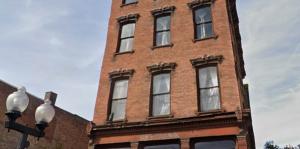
[[0, 80, 89, 149], [94, 0, 243, 126], [91, 0, 255, 148]]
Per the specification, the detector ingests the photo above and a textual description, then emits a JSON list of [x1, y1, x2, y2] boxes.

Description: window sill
[[195, 109, 225, 116], [193, 35, 218, 43], [106, 119, 127, 125], [151, 43, 174, 50], [120, 1, 138, 7], [114, 50, 135, 56], [147, 114, 174, 120]]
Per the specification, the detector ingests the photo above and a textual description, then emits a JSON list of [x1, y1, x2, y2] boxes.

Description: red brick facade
[[0, 80, 89, 149], [90, 0, 255, 148]]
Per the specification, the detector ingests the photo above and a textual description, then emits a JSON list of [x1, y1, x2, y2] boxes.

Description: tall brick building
[[90, 0, 255, 148]]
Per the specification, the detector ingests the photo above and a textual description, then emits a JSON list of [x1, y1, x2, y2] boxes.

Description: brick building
[[0, 80, 89, 149], [90, 0, 255, 148]]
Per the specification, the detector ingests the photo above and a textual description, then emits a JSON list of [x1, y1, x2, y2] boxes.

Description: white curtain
[[111, 80, 128, 120], [153, 74, 170, 116], [157, 16, 170, 45], [111, 99, 126, 120], [199, 67, 218, 88], [153, 94, 170, 116], [121, 23, 135, 38], [199, 67, 220, 111], [200, 88, 220, 112], [195, 6, 211, 38], [153, 74, 170, 94], [120, 23, 135, 52], [120, 38, 133, 52], [113, 80, 129, 99]]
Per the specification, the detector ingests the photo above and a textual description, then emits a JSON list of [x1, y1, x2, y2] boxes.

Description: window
[[109, 79, 129, 121], [143, 144, 180, 149], [154, 15, 171, 46], [123, 0, 137, 5], [151, 73, 171, 116], [193, 5, 213, 39], [198, 66, 220, 112], [141, 140, 180, 149], [118, 23, 135, 53], [192, 139, 235, 149], [95, 143, 131, 149]]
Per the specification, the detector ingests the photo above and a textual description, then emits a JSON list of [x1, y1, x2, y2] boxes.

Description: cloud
[[237, 0, 300, 147], [0, 0, 112, 120]]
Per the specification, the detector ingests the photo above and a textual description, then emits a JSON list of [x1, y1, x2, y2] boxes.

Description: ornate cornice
[[190, 55, 223, 67], [147, 62, 177, 74], [109, 69, 135, 79], [117, 13, 140, 24], [151, 6, 176, 16], [90, 111, 252, 136], [187, 0, 215, 9]]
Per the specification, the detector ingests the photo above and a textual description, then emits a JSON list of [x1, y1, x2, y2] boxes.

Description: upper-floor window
[[123, 0, 137, 5], [193, 5, 213, 39], [118, 23, 135, 53], [151, 73, 171, 116], [198, 66, 220, 112], [154, 15, 171, 46], [109, 79, 129, 121]]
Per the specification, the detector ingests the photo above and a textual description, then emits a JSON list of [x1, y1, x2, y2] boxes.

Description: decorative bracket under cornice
[[187, 0, 215, 9], [151, 6, 176, 16], [109, 69, 135, 79], [117, 13, 140, 24], [147, 62, 177, 74], [190, 55, 224, 67]]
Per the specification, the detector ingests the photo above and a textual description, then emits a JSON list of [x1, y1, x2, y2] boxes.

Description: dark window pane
[[121, 23, 135, 38], [196, 23, 213, 39], [195, 6, 212, 24], [156, 31, 170, 46], [200, 88, 220, 112], [156, 16, 170, 31], [119, 38, 134, 52], [124, 0, 137, 4], [199, 67, 218, 88], [194, 140, 235, 149], [111, 99, 126, 120], [152, 94, 170, 116], [153, 73, 170, 94], [113, 80, 129, 99], [144, 144, 180, 149]]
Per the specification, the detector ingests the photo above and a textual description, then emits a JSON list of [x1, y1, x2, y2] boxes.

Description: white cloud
[[0, 0, 111, 120], [237, 0, 300, 147]]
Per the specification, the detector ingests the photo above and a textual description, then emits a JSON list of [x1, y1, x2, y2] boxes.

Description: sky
[[0, 0, 299, 148]]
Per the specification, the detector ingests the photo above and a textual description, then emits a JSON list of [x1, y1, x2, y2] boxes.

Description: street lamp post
[[4, 87, 56, 149]]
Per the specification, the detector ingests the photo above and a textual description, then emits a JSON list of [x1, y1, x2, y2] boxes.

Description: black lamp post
[[5, 87, 55, 149]]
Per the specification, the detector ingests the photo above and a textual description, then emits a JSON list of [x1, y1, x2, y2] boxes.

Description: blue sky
[[0, 0, 299, 148]]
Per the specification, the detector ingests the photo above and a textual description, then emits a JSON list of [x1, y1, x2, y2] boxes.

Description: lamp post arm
[[5, 121, 45, 138]]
